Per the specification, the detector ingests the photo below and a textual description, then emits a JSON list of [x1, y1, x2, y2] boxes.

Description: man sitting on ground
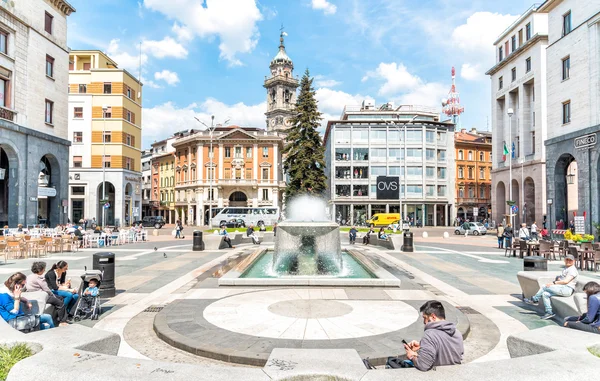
[[403, 300, 464, 371], [524, 254, 579, 320]]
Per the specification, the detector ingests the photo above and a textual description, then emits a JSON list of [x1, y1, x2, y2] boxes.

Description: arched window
[[479, 152, 484, 161], [458, 150, 464, 160], [468, 151, 473, 160]]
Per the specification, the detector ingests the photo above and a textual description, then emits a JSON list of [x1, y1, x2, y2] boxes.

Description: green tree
[[283, 69, 327, 202]]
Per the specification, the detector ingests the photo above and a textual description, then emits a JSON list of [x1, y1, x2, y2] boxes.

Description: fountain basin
[[219, 248, 401, 287]]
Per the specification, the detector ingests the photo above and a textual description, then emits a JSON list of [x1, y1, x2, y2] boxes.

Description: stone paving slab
[[153, 294, 469, 366]]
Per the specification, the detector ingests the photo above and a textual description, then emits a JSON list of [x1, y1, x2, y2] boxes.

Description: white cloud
[[144, 0, 262, 66], [362, 62, 423, 96], [106, 39, 148, 73], [362, 61, 446, 109], [460, 63, 483, 81], [142, 37, 188, 59], [142, 99, 267, 146], [314, 75, 341, 88], [397, 83, 447, 109], [154, 70, 180, 86], [451, 12, 518, 78], [172, 23, 193, 42], [311, 0, 337, 15]]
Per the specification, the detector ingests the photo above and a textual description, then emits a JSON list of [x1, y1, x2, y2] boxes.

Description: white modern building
[[486, 4, 549, 228], [540, 0, 600, 234], [323, 102, 456, 226], [0, 0, 75, 227]]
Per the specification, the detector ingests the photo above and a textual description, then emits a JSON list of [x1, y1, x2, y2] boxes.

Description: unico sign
[[376, 176, 400, 200]]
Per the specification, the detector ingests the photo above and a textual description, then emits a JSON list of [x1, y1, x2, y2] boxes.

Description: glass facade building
[[323, 104, 456, 227]]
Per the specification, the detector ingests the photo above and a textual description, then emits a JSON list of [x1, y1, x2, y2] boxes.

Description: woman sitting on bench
[[378, 227, 388, 240]]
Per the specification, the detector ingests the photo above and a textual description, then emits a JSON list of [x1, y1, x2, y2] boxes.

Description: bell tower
[[264, 30, 299, 133]]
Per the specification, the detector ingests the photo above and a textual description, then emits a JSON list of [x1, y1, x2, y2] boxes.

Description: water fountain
[[219, 195, 400, 286]]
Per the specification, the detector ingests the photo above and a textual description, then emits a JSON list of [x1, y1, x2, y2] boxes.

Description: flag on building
[[503, 142, 509, 161], [512, 142, 516, 159]]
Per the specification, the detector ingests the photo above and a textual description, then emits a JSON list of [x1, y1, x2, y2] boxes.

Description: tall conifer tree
[[282, 69, 327, 202]]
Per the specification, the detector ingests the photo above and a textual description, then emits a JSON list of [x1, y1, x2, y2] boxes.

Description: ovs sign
[[376, 176, 400, 200]]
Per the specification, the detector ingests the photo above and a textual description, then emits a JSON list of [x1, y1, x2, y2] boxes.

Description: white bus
[[211, 207, 280, 228]]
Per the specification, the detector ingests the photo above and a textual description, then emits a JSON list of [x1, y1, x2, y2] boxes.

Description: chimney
[[471, 127, 477, 133], [461, 128, 467, 133]]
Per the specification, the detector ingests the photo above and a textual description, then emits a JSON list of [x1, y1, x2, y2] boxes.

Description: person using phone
[[403, 300, 464, 371], [0, 272, 54, 330]]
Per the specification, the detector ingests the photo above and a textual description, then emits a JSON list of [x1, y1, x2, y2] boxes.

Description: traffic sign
[[511, 205, 518, 213], [104, 203, 110, 209]]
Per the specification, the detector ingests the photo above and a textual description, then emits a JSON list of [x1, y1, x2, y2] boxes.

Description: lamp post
[[387, 115, 419, 225], [194, 116, 230, 228], [102, 105, 108, 228], [507, 107, 514, 228]]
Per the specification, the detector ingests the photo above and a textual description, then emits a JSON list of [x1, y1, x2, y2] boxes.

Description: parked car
[[454, 222, 487, 236], [133, 216, 166, 229], [221, 218, 246, 229]]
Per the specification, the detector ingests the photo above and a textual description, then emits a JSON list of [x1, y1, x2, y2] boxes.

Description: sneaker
[[541, 313, 555, 320], [523, 298, 538, 306]]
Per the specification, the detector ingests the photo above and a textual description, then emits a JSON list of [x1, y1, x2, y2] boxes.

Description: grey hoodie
[[414, 320, 464, 371]]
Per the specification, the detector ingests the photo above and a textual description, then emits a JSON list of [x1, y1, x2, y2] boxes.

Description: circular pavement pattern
[[202, 289, 419, 340], [268, 299, 353, 319]]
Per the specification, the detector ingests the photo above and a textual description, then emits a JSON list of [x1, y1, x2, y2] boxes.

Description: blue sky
[[67, 0, 534, 147]]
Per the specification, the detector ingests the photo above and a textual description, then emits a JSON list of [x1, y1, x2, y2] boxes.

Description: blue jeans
[[40, 314, 55, 330], [53, 290, 79, 314], [532, 285, 573, 314], [175, 229, 181, 238]]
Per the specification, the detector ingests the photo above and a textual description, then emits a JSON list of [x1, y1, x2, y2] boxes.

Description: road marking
[[417, 245, 510, 264]]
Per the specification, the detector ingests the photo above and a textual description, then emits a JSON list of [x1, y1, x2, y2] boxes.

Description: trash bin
[[523, 256, 548, 271], [193, 230, 204, 251], [93, 252, 116, 297], [402, 232, 414, 252]]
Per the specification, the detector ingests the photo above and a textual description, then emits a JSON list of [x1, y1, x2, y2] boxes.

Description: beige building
[[67, 50, 143, 226], [0, 0, 75, 227], [171, 126, 286, 226]]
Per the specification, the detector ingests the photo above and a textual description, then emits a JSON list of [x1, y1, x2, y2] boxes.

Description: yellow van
[[366, 213, 400, 227]]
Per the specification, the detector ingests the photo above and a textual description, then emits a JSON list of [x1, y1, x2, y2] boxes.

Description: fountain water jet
[[273, 196, 342, 275]]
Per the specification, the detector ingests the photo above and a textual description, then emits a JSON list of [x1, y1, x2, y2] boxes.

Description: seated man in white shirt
[[523, 254, 579, 320]]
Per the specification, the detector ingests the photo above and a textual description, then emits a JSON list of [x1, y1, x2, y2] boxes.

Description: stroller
[[71, 268, 103, 321]]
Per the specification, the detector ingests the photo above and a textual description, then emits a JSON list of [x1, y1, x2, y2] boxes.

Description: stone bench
[[517, 270, 592, 317], [3, 318, 600, 380]]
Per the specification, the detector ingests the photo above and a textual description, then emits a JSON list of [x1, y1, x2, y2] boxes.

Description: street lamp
[[194, 116, 230, 228], [102, 105, 108, 228], [507, 107, 514, 228], [386, 114, 419, 226]]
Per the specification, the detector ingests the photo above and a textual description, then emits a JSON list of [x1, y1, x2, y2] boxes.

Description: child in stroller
[[72, 270, 102, 321]]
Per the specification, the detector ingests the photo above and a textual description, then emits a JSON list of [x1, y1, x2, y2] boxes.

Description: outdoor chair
[[6, 241, 25, 260], [584, 250, 600, 272], [538, 240, 554, 260], [518, 240, 528, 259], [0, 241, 7, 263], [557, 240, 569, 259], [568, 246, 582, 269], [505, 238, 519, 257]]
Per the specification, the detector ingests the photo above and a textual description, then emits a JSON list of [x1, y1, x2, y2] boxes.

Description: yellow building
[[153, 150, 176, 223], [68, 51, 143, 226]]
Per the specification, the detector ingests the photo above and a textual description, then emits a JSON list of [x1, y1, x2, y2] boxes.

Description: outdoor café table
[[527, 241, 540, 256], [578, 245, 595, 270]]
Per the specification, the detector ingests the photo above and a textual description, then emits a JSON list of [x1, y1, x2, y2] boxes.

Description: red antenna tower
[[442, 67, 465, 126]]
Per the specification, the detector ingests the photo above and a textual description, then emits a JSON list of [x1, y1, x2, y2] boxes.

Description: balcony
[[457, 197, 490, 205], [0, 106, 16, 122], [218, 179, 258, 186]]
